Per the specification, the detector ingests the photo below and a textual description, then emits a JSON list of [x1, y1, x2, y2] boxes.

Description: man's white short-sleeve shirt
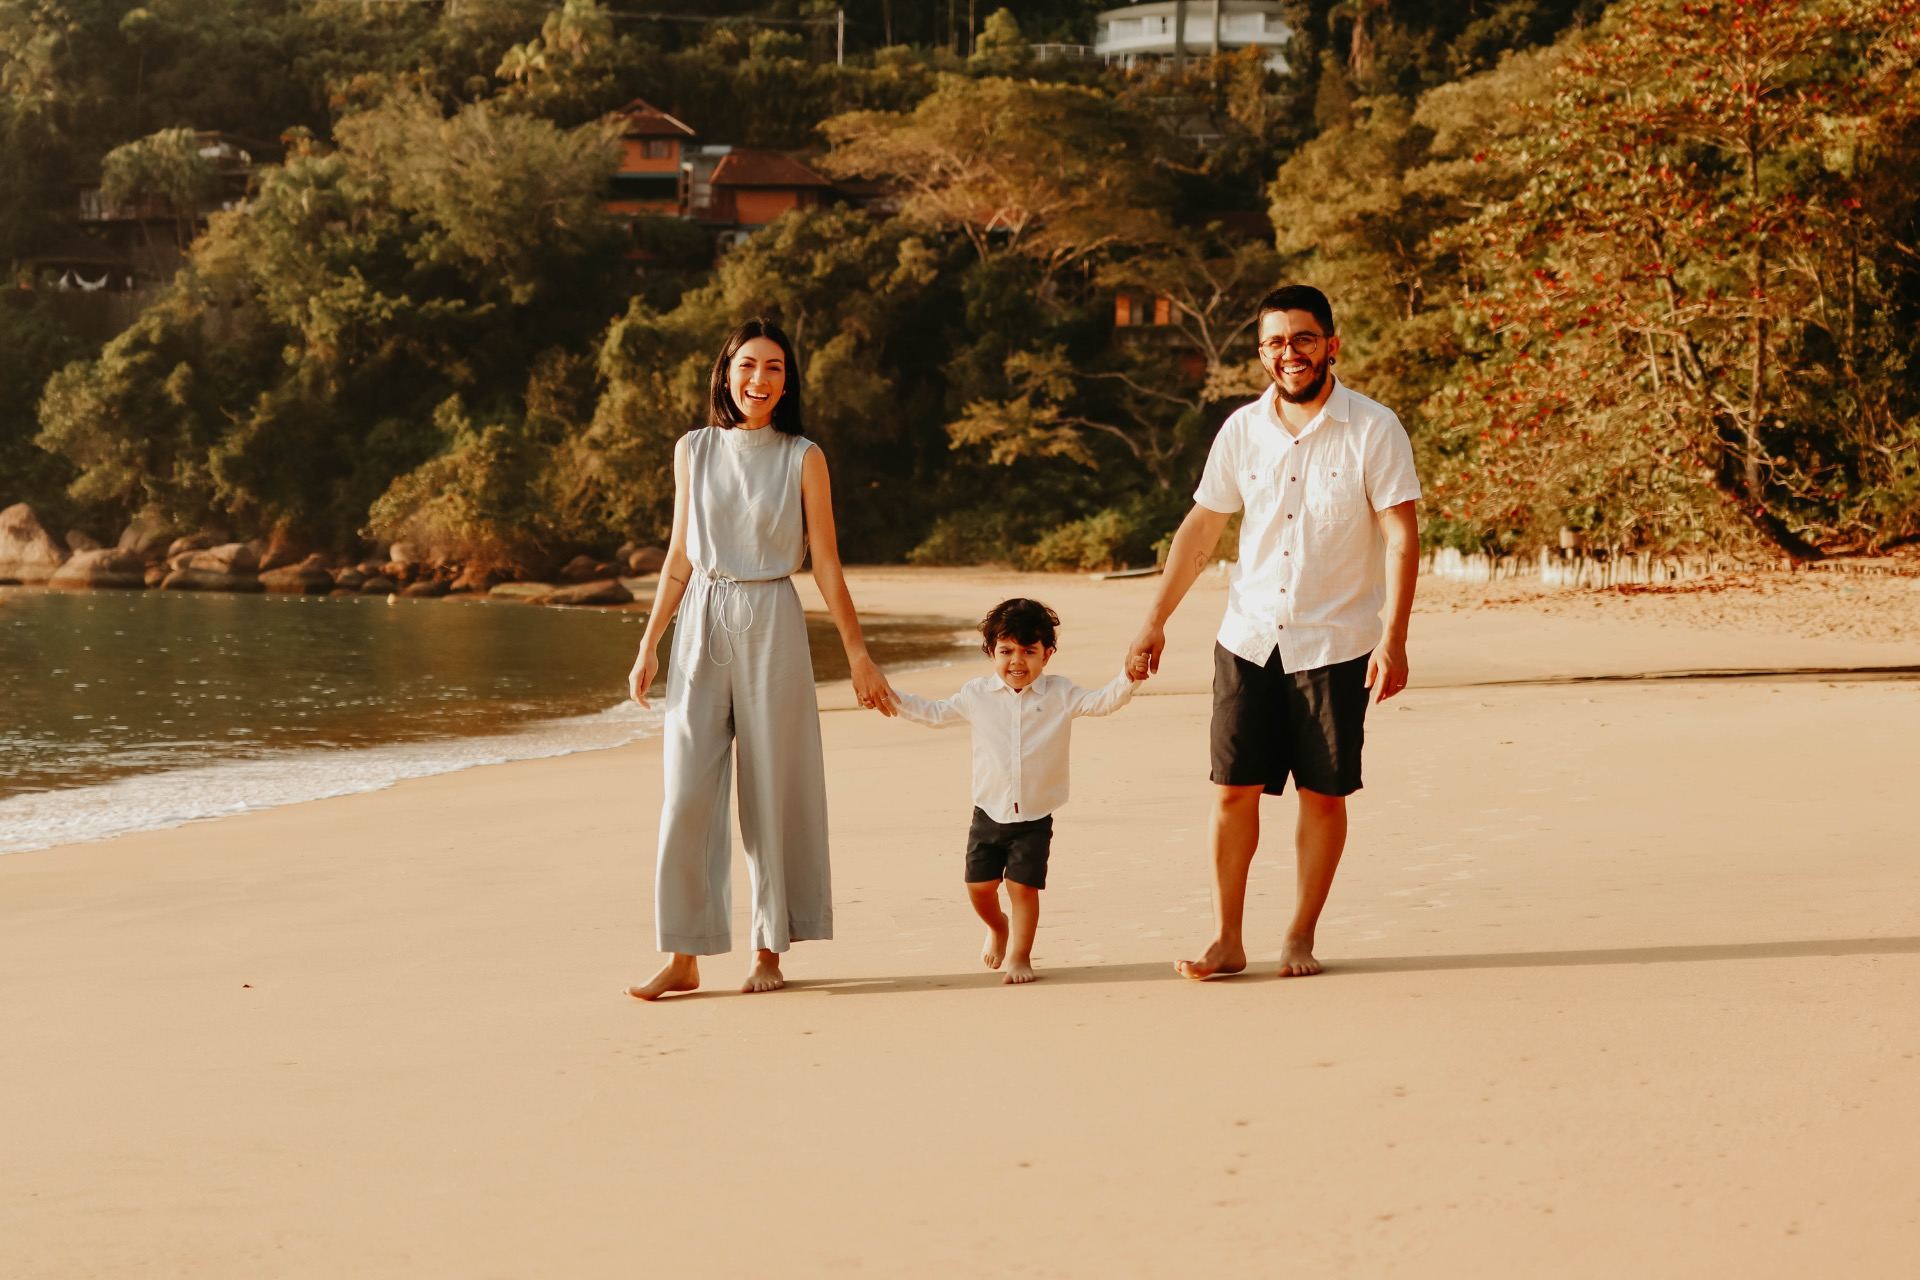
[[1193, 378, 1421, 674]]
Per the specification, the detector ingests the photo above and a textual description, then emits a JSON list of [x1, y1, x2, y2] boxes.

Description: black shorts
[[1210, 644, 1370, 797], [964, 808, 1054, 889]]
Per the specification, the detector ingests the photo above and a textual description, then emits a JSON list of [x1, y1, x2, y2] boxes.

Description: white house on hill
[[1095, 0, 1291, 73]]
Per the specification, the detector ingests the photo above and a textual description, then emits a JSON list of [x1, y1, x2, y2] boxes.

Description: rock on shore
[[49, 548, 146, 590], [0, 504, 68, 584]]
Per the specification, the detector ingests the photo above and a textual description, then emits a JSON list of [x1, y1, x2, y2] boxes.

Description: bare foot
[[1003, 957, 1037, 985], [741, 951, 785, 994], [982, 920, 1009, 970], [1174, 938, 1248, 980], [1278, 936, 1323, 978], [628, 955, 699, 1001]]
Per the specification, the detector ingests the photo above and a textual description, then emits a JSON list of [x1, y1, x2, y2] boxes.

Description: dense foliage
[[3, 1, 1916, 569]]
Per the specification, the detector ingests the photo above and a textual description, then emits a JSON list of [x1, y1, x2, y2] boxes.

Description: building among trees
[[1094, 1, 1289, 72]]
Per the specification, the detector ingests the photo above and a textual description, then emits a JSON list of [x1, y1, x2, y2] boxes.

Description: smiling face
[[1257, 308, 1341, 406], [727, 336, 787, 427], [991, 637, 1053, 692]]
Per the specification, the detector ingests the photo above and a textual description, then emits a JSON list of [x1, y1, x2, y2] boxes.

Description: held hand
[[629, 643, 660, 708], [1366, 637, 1409, 704], [1126, 621, 1166, 679], [851, 654, 896, 717]]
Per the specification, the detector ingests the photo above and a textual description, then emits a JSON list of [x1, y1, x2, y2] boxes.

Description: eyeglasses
[[1259, 332, 1326, 357]]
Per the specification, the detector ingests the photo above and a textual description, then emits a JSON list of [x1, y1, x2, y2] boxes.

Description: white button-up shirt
[[893, 672, 1137, 824], [1194, 379, 1421, 673]]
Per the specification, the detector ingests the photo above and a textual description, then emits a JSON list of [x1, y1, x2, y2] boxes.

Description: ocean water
[[0, 588, 966, 853]]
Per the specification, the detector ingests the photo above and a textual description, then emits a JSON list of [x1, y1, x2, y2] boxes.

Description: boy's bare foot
[[982, 920, 1009, 970], [1174, 939, 1247, 980], [1278, 936, 1323, 978], [741, 951, 785, 994], [1003, 957, 1037, 985], [628, 955, 699, 1001]]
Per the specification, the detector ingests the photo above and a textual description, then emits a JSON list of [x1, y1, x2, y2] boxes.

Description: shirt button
[[1286, 513, 1293, 519]]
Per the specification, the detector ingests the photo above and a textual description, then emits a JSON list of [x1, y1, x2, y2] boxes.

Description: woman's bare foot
[[741, 950, 785, 994], [1278, 935, 1322, 978], [628, 954, 699, 1001], [1003, 957, 1037, 985], [982, 920, 1009, 970], [1174, 938, 1247, 980]]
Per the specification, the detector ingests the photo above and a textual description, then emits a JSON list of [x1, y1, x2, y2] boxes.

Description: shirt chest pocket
[[1305, 464, 1365, 521]]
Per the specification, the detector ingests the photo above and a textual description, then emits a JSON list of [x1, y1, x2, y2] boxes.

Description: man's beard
[[1275, 356, 1331, 405]]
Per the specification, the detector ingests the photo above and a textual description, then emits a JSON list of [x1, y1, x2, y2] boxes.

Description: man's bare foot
[[982, 920, 1009, 970], [1174, 939, 1247, 980], [628, 955, 699, 1001], [741, 951, 785, 994], [1003, 957, 1037, 985], [1278, 936, 1323, 978]]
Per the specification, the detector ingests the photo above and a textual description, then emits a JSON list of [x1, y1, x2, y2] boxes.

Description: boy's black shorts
[[1210, 644, 1370, 797], [964, 807, 1054, 889]]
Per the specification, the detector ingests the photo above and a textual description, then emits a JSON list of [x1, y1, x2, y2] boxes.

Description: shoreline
[[3, 566, 1917, 1276]]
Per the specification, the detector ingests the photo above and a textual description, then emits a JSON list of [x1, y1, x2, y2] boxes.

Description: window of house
[[642, 139, 675, 159]]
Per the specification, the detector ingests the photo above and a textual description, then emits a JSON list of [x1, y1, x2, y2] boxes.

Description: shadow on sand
[[785, 936, 1920, 995]]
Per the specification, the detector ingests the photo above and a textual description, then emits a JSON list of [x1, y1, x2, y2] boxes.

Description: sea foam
[[0, 700, 662, 855]]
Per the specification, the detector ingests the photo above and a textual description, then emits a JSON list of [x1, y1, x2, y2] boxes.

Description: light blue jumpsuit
[[654, 425, 832, 955]]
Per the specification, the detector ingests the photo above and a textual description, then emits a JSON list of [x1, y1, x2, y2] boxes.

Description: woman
[[627, 319, 895, 999]]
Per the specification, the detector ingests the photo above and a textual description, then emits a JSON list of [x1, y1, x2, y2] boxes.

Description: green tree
[[1429, 0, 1920, 556], [969, 8, 1029, 73], [821, 75, 1171, 290]]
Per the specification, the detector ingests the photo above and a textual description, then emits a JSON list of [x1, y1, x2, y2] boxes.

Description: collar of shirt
[[1261, 377, 1350, 442]]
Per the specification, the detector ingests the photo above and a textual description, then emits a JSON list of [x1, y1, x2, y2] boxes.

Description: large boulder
[[257, 530, 308, 573], [185, 542, 260, 575], [541, 579, 633, 607], [163, 567, 265, 592], [559, 553, 603, 583], [162, 542, 263, 592], [165, 532, 216, 560], [333, 566, 368, 591], [628, 546, 667, 574], [400, 578, 450, 599], [260, 554, 334, 594], [65, 529, 105, 553], [359, 575, 398, 595], [117, 508, 177, 561], [449, 564, 503, 594], [48, 548, 145, 589], [0, 504, 68, 584], [388, 541, 428, 568], [489, 581, 554, 601]]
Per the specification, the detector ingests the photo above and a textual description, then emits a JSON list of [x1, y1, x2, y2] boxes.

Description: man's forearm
[[1380, 507, 1419, 641], [1149, 512, 1222, 626]]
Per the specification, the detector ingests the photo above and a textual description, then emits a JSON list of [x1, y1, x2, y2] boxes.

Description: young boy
[[884, 598, 1146, 984]]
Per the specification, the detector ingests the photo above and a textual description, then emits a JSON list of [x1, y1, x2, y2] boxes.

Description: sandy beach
[[2, 565, 1917, 1278]]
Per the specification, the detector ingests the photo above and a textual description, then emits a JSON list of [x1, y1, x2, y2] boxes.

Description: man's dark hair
[[1255, 284, 1336, 336], [979, 598, 1060, 655], [708, 317, 804, 435]]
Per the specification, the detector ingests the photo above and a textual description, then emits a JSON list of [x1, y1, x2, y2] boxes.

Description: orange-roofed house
[[608, 98, 697, 217], [695, 150, 836, 230]]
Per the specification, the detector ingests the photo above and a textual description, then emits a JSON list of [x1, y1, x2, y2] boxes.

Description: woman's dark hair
[[979, 598, 1060, 655], [1255, 283, 1336, 335], [708, 317, 804, 435]]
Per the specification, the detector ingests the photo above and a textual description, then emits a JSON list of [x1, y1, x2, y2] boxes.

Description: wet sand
[[2, 566, 1916, 1277]]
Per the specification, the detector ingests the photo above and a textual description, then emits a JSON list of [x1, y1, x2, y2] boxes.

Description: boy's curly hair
[[979, 598, 1060, 655]]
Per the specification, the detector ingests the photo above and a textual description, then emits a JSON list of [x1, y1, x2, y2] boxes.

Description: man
[[1126, 284, 1421, 979]]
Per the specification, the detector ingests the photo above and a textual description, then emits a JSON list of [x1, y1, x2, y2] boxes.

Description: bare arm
[[628, 436, 695, 707], [1125, 504, 1232, 676], [1367, 500, 1419, 703], [801, 445, 896, 716]]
